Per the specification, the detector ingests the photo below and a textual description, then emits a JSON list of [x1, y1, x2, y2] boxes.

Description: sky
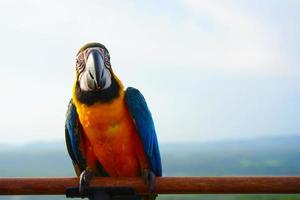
[[0, 0, 299, 144]]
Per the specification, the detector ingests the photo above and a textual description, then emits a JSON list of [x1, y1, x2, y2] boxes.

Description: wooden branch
[[0, 177, 300, 195]]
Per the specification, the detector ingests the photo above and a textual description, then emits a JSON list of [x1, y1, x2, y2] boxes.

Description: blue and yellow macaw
[[65, 43, 162, 199]]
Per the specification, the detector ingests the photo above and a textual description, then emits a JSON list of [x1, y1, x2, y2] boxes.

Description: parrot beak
[[85, 49, 111, 90]]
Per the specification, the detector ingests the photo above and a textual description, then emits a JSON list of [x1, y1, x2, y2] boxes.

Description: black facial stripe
[[77, 64, 85, 73], [76, 51, 86, 74]]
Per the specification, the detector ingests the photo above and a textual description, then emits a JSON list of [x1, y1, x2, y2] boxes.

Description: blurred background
[[0, 0, 299, 199]]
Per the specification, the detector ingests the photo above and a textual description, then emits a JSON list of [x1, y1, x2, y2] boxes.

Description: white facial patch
[[102, 69, 112, 90], [78, 72, 92, 91], [79, 68, 112, 91]]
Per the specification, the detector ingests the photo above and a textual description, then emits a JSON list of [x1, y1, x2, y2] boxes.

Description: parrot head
[[74, 43, 122, 105], [76, 43, 112, 91]]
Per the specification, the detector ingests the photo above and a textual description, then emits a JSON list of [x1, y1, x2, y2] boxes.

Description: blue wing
[[125, 87, 162, 176], [65, 100, 87, 175]]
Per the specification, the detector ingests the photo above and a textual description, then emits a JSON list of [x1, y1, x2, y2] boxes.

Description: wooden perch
[[0, 176, 300, 195]]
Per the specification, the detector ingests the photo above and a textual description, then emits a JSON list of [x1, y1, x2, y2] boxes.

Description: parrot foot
[[79, 169, 94, 197], [143, 169, 155, 193]]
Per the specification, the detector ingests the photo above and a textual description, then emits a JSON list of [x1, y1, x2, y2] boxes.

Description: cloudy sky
[[0, 0, 299, 144]]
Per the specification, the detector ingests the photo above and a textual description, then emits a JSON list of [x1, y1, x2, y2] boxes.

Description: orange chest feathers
[[73, 93, 149, 176]]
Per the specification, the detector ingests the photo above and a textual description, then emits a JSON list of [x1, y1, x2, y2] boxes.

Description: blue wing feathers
[[125, 87, 162, 176], [65, 103, 78, 162], [65, 100, 86, 171]]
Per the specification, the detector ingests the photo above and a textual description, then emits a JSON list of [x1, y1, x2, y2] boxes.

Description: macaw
[[65, 43, 162, 200]]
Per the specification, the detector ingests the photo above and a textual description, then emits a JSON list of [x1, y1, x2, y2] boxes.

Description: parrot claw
[[79, 169, 94, 197], [143, 169, 155, 193]]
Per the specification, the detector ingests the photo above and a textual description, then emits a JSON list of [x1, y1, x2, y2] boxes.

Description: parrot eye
[[76, 52, 85, 74]]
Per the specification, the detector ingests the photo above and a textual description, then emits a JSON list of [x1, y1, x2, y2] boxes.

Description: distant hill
[[2, 133, 299, 151], [1, 134, 300, 176], [0, 134, 299, 200]]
